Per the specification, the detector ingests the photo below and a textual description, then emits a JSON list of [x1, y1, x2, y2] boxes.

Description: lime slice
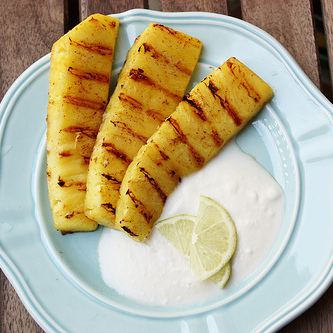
[[156, 196, 237, 287], [155, 215, 196, 256], [209, 262, 231, 288], [190, 195, 237, 280]]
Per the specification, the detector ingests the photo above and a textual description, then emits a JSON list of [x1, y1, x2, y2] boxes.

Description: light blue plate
[[1, 9, 333, 333]]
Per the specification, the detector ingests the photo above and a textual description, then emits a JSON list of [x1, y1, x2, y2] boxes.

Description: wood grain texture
[[79, 0, 147, 20], [279, 283, 333, 332], [0, 1, 63, 332], [0, 0, 64, 100], [241, 0, 321, 89], [321, 0, 333, 96], [159, 0, 229, 13]]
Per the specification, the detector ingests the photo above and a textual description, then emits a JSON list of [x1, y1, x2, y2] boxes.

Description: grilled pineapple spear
[[84, 23, 202, 227], [116, 57, 274, 241], [47, 14, 119, 233]]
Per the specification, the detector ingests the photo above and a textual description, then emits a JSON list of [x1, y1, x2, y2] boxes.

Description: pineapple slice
[[47, 14, 119, 233], [84, 23, 202, 228], [115, 57, 274, 241]]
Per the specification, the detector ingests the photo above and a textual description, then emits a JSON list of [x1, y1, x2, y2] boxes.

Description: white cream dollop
[[98, 140, 285, 306]]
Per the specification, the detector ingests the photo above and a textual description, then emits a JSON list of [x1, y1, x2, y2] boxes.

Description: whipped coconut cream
[[98, 140, 285, 306]]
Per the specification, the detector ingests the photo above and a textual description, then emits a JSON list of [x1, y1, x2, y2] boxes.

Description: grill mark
[[58, 177, 65, 187], [205, 77, 243, 126], [129, 68, 182, 101], [167, 117, 205, 167], [101, 203, 116, 214], [63, 95, 106, 110], [152, 141, 170, 161], [101, 142, 132, 164], [88, 16, 117, 30], [139, 167, 167, 203], [183, 90, 224, 147], [58, 151, 90, 166], [182, 94, 207, 121], [211, 129, 224, 146], [225, 60, 261, 103], [138, 42, 192, 76], [145, 109, 166, 122], [125, 189, 153, 223], [69, 37, 113, 56], [101, 173, 121, 184], [219, 96, 242, 126], [61, 126, 98, 139], [57, 177, 85, 188], [59, 151, 72, 157], [152, 24, 201, 48], [118, 92, 143, 109], [110, 121, 148, 144], [118, 92, 165, 122], [121, 226, 138, 237], [207, 80, 219, 95], [65, 211, 74, 219], [68, 67, 110, 84]]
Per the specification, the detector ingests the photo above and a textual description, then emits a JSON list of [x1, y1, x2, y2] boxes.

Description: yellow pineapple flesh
[[46, 14, 119, 233], [84, 23, 202, 228], [116, 57, 274, 241]]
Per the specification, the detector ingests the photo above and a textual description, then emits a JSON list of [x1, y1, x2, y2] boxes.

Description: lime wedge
[[190, 195, 237, 280], [155, 215, 196, 256], [156, 196, 237, 287], [209, 262, 231, 288]]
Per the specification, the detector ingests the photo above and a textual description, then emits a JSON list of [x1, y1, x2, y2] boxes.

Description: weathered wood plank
[[0, 1, 63, 332], [241, 0, 321, 89], [321, 0, 333, 96], [79, 0, 147, 20], [279, 283, 333, 332], [159, 0, 229, 14], [0, 0, 64, 100]]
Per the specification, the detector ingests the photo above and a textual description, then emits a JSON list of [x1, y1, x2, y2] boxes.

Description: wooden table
[[1, 0, 333, 332]]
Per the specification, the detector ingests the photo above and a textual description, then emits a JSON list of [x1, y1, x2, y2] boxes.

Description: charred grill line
[[182, 94, 207, 121], [110, 120, 148, 144], [138, 42, 192, 76], [69, 37, 114, 56], [145, 109, 166, 122], [101, 142, 132, 164], [101, 203, 116, 214], [207, 80, 219, 95], [152, 24, 201, 50], [121, 226, 138, 237], [139, 167, 167, 203], [118, 92, 143, 109], [68, 67, 110, 83], [167, 117, 205, 167], [219, 96, 242, 126], [61, 126, 98, 138], [63, 95, 106, 110], [152, 141, 170, 161], [126, 189, 152, 223], [58, 177, 65, 187], [129, 68, 182, 101], [101, 173, 121, 184], [118, 92, 165, 122], [65, 211, 74, 219], [225, 60, 261, 103], [211, 129, 224, 146], [57, 177, 85, 188], [59, 151, 72, 157], [183, 90, 224, 147]]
